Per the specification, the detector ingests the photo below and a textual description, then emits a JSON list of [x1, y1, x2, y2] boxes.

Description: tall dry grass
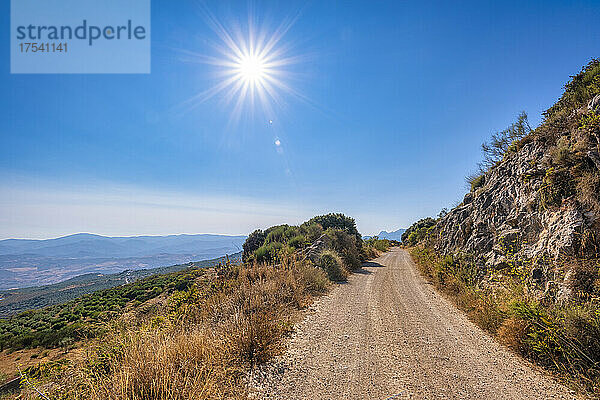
[[16, 258, 331, 400], [410, 246, 600, 396]]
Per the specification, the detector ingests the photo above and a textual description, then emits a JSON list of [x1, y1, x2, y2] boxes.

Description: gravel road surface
[[252, 247, 580, 400]]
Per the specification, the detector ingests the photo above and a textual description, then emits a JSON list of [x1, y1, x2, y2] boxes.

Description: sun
[[179, 11, 306, 122], [236, 54, 267, 85], [211, 26, 290, 114]]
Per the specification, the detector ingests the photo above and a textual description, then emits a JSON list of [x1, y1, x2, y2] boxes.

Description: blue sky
[[1, 0, 599, 239]]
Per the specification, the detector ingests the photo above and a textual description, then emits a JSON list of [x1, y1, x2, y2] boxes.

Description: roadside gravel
[[251, 247, 581, 399]]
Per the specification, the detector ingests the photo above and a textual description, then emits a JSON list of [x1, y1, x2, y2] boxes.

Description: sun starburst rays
[[175, 11, 304, 124]]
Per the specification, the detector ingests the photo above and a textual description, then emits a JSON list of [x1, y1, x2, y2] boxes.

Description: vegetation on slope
[[401, 218, 436, 247], [0, 256, 239, 319], [242, 213, 363, 264], [410, 247, 599, 394], [469, 59, 600, 231], [466, 111, 532, 190], [363, 236, 392, 254], [537, 60, 600, 222], [0, 264, 210, 352], [6, 214, 386, 399], [406, 59, 600, 395]]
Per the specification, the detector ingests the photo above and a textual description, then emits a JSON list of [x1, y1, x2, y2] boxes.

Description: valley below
[[0, 233, 245, 289]]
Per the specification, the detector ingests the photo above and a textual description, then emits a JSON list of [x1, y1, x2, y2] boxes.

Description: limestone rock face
[[588, 93, 600, 114], [430, 139, 594, 273], [423, 63, 600, 306]]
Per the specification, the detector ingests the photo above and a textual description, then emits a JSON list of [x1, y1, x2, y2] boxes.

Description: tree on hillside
[[401, 217, 436, 245], [480, 111, 532, 169]]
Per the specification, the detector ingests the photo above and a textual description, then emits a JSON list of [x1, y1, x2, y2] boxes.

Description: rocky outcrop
[[300, 234, 332, 263], [419, 61, 600, 304], [431, 138, 594, 274]]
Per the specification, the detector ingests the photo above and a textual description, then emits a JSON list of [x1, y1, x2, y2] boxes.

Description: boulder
[[300, 234, 332, 263]]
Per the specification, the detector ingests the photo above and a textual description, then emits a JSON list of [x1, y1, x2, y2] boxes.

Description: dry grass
[[577, 171, 600, 219], [74, 327, 245, 400], [410, 248, 509, 334], [497, 317, 529, 353], [410, 245, 600, 396], [15, 259, 332, 400], [569, 261, 600, 299]]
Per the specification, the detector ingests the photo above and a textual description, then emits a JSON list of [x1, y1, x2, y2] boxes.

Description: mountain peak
[[376, 228, 406, 241]]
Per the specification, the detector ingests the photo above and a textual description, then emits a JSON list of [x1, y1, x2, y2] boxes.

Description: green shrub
[[306, 213, 362, 244], [463, 112, 533, 195], [364, 237, 391, 253], [300, 222, 324, 242], [264, 225, 292, 244], [254, 242, 284, 263], [325, 229, 362, 270], [242, 230, 266, 261], [318, 250, 348, 281], [544, 58, 600, 121], [288, 235, 306, 249], [401, 217, 436, 245], [466, 173, 485, 192], [510, 300, 600, 383], [246, 215, 364, 273], [480, 112, 532, 169]]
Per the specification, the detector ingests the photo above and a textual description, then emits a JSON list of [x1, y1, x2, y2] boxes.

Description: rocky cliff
[[426, 60, 600, 299]]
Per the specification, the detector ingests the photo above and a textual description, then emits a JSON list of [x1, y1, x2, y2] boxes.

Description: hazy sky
[[1, 0, 600, 239]]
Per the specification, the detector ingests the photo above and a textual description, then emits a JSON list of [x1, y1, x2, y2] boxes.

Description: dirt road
[[252, 247, 579, 399]]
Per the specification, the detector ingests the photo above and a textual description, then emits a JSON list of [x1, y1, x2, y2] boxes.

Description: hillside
[[0, 253, 241, 318], [407, 59, 600, 394], [0, 233, 245, 289], [0, 254, 241, 353]]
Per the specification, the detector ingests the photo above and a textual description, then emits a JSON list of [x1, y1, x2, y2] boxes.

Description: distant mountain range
[[365, 228, 406, 241], [377, 228, 406, 241], [0, 233, 246, 289]]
